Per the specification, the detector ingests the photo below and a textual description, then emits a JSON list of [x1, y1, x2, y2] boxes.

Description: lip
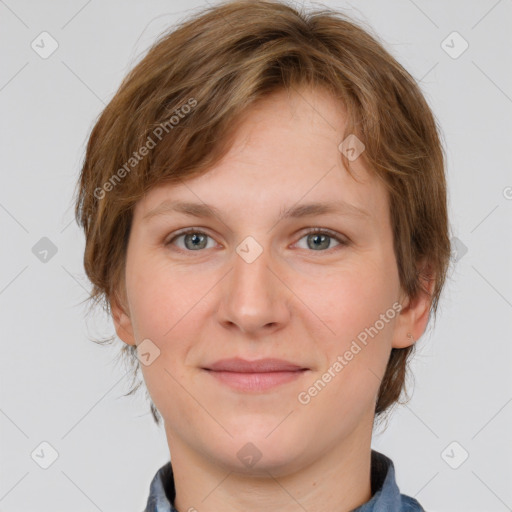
[[202, 358, 309, 392], [205, 357, 307, 372]]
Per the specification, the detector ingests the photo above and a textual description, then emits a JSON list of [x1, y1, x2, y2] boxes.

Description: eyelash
[[165, 227, 349, 254]]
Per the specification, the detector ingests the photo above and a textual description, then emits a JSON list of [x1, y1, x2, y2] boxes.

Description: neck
[[166, 422, 374, 512]]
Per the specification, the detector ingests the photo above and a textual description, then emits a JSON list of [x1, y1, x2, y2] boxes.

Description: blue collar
[[143, 449, 424, 512]]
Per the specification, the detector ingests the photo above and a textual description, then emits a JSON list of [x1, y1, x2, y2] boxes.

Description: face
[[113, 86, 426, 476]]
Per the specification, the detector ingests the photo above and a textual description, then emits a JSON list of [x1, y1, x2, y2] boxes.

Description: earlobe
[[110, 293, 137, 346], [392, 264, 436, 349]]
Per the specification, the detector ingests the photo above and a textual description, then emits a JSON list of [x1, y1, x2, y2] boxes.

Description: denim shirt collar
[[143, 449, 424, 512]]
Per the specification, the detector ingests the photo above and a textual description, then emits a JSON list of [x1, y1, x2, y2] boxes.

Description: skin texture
[[112, 86, 434, 512]]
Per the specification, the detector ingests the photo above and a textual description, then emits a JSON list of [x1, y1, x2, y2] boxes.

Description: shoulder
[[143, 461, 176, 512], [365, 450, 426, 512], [401, 493, 426, 511]]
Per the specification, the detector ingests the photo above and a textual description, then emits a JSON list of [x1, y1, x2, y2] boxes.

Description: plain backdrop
[[1, 1, 511, 511]]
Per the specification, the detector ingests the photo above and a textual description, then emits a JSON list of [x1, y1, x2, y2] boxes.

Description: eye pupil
[[185, 233, 207, 250], [308, 233, 330, 250]]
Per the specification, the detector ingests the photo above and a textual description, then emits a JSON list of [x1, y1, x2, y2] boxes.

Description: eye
[[166, 227, 348, 254], [166, 229, 217, 251], [295, 228, 348, 252]]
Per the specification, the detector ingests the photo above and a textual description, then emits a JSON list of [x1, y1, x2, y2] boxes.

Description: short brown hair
[[74, 0, 451, 426]]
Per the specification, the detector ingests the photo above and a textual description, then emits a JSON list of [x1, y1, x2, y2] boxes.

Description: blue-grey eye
[[296, 230, 344, 251], [169, 230, 214, 251]]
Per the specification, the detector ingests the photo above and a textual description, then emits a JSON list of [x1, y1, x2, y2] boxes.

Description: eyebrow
[[143, 199, 370, 224]]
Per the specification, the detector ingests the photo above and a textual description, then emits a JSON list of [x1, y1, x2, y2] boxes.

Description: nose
[[216, 240, 290, 336]]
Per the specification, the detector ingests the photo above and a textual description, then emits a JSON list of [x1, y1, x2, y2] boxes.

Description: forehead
[[134, 86, 386, 222]]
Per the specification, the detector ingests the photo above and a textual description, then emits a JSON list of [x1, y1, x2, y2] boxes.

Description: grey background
[[1, 0, 511, 511]]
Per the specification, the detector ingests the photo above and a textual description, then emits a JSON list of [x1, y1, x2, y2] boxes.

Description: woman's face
[[113, 86, 419, 475]]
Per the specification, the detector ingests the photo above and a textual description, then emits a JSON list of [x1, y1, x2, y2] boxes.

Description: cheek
[[126, 254, 198, 341], [127, 261, 198, 419], [298, 261, 398, 419], [301, 258, 397, 346], [125, 256, 207, 395], [295, 270, 397, 429]]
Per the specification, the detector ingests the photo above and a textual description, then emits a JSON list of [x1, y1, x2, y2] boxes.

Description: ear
[[392, 261, 436, 349], [110, 289, 137, 346]]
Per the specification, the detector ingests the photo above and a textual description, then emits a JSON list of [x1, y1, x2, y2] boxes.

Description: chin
[[209, 429, 308, 476]]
